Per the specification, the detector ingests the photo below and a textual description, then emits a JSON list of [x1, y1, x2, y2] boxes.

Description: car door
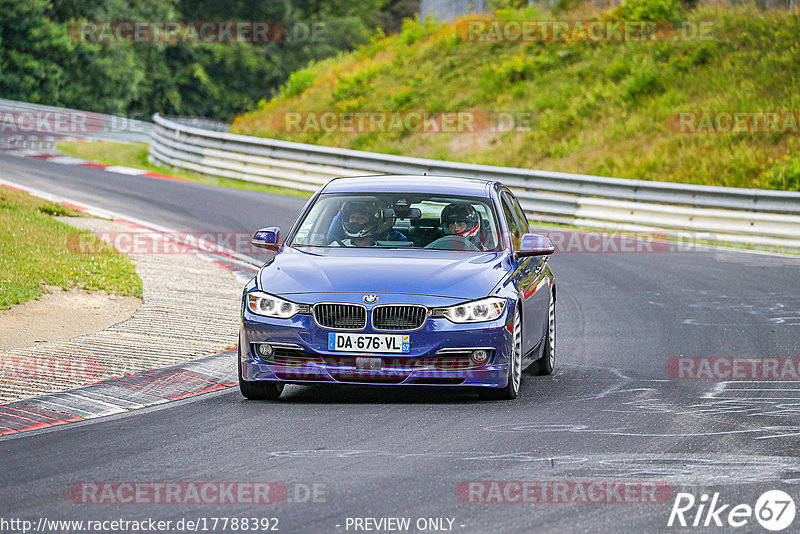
[[501, 191, 549, 357]]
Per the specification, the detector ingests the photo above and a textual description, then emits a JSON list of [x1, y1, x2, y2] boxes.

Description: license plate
[[328, 333, 410, 353]]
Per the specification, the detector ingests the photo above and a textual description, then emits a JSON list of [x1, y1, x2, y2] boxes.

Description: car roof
[[320, 175, 501, 197]]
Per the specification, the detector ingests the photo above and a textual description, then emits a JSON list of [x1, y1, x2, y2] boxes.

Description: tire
[[532, 287, 555, 376], [238, 342, 284, 400], [479, 305, 522, 400]]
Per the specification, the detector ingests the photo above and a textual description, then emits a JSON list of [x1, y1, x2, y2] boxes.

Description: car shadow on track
[[237, 374, 561, 404], [274, 384, 481, 404]]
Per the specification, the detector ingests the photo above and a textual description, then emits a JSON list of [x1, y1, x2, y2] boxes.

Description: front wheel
[[479, 305, 522, 400], [238, 341, 284, 400]]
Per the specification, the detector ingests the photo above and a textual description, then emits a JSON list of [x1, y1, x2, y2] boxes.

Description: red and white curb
[[0, 349, 237, 436]]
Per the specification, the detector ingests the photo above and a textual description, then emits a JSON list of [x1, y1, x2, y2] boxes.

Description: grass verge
[[0, 187, 142, 309], [57, 141, 312, 198]]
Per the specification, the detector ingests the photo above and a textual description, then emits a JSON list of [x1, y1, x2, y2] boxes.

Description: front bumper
[[240, 303, 513, 388]]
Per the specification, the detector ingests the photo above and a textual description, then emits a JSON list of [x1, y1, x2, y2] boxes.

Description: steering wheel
[[424, 235, 480, 251]]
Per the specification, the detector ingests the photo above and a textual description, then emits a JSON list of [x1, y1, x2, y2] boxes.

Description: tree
[[0, 0, 423, 120]]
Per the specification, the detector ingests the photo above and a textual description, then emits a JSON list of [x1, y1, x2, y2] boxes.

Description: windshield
[[289, 193, 502, 252]]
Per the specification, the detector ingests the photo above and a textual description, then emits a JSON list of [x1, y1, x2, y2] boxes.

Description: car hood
[[259, 247, 509, 299]]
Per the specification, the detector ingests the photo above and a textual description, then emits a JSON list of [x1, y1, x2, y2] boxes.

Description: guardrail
[[0, 99, 151, 143], [149, 113, 800, 250]]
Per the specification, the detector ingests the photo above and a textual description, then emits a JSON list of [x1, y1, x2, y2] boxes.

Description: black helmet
[[440, 202, 480, 238], [341, 200, 394, 239]]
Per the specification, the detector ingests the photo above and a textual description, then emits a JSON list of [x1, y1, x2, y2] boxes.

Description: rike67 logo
[[668, 490, 796, 531]]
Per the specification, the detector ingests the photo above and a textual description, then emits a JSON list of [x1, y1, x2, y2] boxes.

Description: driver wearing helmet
[[440, 202, 486, 250], [331, 200, 395, 247]]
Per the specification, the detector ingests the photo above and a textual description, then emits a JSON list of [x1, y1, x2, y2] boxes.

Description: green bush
[[399, 17, 432, 45], [280, 70, 317, 98], [606, 56, 632, 81], [389, 89, 414, 110], [763, 156, 800, 191], [620, 58, 663, 102], [609, 0, 684, 23], [552, 0, 585, 15], [331, 69, 379, 103]]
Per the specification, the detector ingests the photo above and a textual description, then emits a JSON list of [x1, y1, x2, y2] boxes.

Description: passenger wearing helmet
[[440, 202, 485, 250], [331, 200, 395, 247]]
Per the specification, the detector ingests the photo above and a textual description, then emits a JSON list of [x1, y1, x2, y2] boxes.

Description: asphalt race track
[[2, 153, 800, 533]]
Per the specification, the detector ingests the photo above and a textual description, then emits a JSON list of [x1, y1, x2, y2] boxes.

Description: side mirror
[[516, 233, 555, 257], [252, 227, 281, 251]]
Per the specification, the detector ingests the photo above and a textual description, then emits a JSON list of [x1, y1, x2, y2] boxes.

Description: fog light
[[258, 343, 274, 359], [470, 349, 489, 365]]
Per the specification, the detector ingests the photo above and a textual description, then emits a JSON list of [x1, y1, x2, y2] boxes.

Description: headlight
[[246, 291, 306, 318], [435, 297, 506, 323]]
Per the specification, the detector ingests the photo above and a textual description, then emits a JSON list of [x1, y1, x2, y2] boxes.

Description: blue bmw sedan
[[239, 175, 556, 400]]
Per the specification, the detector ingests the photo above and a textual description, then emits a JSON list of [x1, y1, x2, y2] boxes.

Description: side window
[[510, 194, 530, 234], [501, 193, 521, 250]]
